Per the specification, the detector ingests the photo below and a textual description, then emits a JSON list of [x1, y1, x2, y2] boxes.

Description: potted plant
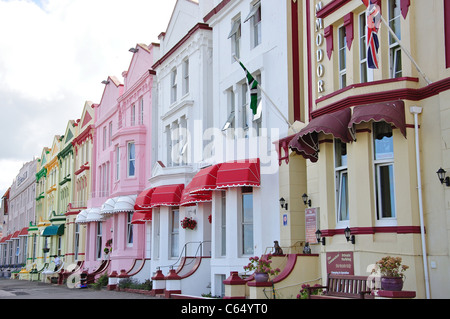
[[373, 256, 409, 291], [243, 254, 281, 282], [181, 217, 197, 230]]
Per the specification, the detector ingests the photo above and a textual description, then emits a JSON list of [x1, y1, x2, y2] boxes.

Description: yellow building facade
[[280, 0, 450, 298]]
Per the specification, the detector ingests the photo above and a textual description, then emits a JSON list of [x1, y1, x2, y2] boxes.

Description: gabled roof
[[158, 0, 202, 55], [123, 43, 157, 91], [79, 101, 95, 130], [97, 76, 124, 115], [49, 135, 61, 159]]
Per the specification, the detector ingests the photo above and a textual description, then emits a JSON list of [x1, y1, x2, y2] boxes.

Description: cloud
[[0, 0, 177, 197]]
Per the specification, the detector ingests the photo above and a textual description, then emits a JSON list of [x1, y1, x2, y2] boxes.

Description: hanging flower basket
[[181, 217, 197, 230]]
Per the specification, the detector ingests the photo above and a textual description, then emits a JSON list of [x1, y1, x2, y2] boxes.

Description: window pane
[[171, 209, 179, 257], [128, 212, 133, 244], [338, 171, 349, 221], [128, 143, 135, 176], [374, 122, 394, 160], [242, 193, 253, 255], [221, 193, 226, 256], [335, 140, 347, 167], [377, 165, 396, 218], [242, 193, 253, 223]]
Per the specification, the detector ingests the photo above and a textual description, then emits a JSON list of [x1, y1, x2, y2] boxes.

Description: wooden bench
[[307, 274, 374, 299]]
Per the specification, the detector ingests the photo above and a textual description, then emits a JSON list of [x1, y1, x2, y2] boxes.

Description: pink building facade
[[84, 43, 159, 278]]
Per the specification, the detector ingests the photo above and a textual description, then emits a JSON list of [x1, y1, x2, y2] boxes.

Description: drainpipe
[[410, 106, 431, 299]]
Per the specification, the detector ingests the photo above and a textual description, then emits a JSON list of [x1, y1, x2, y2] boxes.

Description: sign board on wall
[[326, 252, 354, 275], [305, 207, 319, 244]]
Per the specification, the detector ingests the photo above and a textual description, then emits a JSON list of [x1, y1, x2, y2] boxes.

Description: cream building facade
[[279, 0, 450, 299]]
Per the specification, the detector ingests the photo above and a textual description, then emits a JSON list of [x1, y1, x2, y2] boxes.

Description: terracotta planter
[[254, 272, 269, 283], [381, 277, 404, 291]]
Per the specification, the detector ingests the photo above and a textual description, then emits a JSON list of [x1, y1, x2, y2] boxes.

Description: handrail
[[158, 241, 211, 271]]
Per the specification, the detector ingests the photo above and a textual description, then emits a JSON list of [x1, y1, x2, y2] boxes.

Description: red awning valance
[[19, 227, 28, 236], [348, 100, 406, 138], [216, 158, 260, 189], [180, 186, 212, 207], [188, 164, 222, 195], [150, 184, 185, 208], [131, 210, 152, 224], [135, 188, 156, 210], [289, 108, 353, 162], [11, 231, 20, 239]]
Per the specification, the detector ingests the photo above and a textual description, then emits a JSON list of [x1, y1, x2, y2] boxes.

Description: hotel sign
[[305, 207, 319, 243], [315, 1, 325, 94], [326, 251, 354, 275]]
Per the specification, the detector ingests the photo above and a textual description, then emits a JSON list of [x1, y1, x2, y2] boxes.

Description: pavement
[[0, 277, 157, 299]]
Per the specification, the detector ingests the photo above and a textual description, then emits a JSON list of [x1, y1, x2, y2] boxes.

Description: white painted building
[[149, 0, 214, 296], [205, 0, 289, 297], [143, 0, 289, 297]]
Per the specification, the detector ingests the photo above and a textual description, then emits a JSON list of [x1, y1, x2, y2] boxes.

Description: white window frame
[[115, 146, 120, 181], [338, 25, 347, 89], [220, 192, 227, 257], [170, 209, 179, 258], [373, 122, 397, 225], [74, 223, 80, 260], [359, 12, 369, 83], [96, 222, 102, 260], [245, 1, 261, 48], [229, 17, 241, 60], [222, 88, 236, 133], [334, 139, 349, 227], [170, 68, 177, 104], [139, 98, 144, 125], [241, 83, 249, 131], [127, 142, 135, 178], [131, 104, 136, 126], [388, 0, 402, 78], [182, 58, 189, 96], [127, 212, 133, 246], [103, 126, 107, 151], [252, 74, 262, 135], [240, 187, 253, 256]]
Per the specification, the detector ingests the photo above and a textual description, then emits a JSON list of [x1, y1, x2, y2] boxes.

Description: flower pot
[[254, 272, 269, 283], [381, 277, 404, 291]]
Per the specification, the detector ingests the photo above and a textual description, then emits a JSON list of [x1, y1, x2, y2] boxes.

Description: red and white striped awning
[[150, 184, 185, 208], [216, 158, 260, 189], [188, 164, 222, 195]]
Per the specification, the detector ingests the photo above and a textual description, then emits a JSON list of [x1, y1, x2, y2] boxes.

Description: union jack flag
[[362, 0, 381, 69]]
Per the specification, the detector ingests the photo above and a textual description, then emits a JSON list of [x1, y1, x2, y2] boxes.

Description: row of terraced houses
[[1, 0, 450, 299]]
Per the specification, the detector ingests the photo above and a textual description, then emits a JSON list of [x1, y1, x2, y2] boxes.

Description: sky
[[0, 0, 177, 199]]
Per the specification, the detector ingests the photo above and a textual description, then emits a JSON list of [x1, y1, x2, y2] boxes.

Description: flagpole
[[232, 55, 297, 133], [379, 15, 432, 85]]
